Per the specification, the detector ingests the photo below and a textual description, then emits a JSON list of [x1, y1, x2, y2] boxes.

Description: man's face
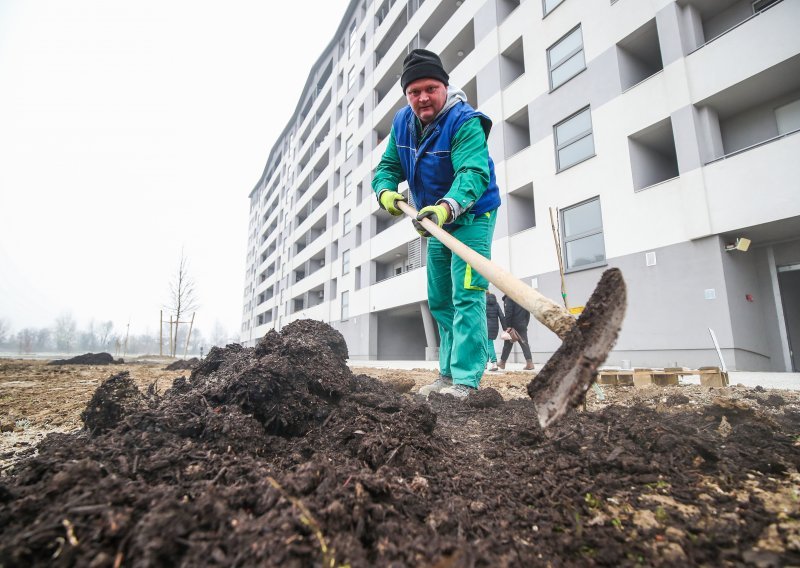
[[405, 78, 447, 126]]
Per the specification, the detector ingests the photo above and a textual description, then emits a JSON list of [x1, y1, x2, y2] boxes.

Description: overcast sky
[[0, 0, 351, 343]]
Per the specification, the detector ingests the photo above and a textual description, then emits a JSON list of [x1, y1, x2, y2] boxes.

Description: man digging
[[373, 49, 501, 399]]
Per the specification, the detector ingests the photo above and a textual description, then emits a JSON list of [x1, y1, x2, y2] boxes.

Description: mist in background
[[0, 0, 351, 352]]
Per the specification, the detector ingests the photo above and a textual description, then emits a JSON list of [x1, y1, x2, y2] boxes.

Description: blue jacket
[[391, 101, 501, 220]]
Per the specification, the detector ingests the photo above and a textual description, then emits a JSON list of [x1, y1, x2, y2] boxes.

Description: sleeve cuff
[[437, 198, 462, 223]]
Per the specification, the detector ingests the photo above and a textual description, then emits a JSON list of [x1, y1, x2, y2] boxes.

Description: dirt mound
[[1, 319, 799, 566], [164, 357, 200, 371], [48, 352, 123, 366]]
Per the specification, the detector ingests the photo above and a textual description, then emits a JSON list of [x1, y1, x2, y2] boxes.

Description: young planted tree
[[164, 249, 199, 357]]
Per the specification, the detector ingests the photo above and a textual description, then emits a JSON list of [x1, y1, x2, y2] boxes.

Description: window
[[342, 249, 350, 274], [543, 0, 564, 16], [776, 99, 800, 135], [554, 107, 595, 171], [341, 291, 350, 320], [347, 67, 356, 89], [343, 210, 352, 234], [500, 38, 525, 88], [628, 117, 678, 190], [561, 198, 605, 271], [349, 20, 358, 57], [345, 135, 354, 158], [346, 100, 355, 124], [753, 0, 781, 13], [344, 172, 353, 195], [547, 25, 586, 90]]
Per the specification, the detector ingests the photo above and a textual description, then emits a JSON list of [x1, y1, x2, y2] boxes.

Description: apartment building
[[241, 0, 800, 372]]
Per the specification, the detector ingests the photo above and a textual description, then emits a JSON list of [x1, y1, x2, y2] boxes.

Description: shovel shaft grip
[[397, 200, 574, 339]]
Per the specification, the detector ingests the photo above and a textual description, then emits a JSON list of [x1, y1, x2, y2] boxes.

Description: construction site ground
[[0, 326, 798, 566]]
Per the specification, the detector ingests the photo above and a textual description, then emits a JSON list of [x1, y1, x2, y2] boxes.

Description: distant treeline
[[0, 314, 226, 356]]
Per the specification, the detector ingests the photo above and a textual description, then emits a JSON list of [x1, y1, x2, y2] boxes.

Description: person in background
[[499, 294, 535, 371], [485, 290, 504, 372], [372, 49, 501, 399]]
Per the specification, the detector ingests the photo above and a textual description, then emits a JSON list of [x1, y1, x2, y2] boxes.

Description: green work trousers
[[486, 337, 497, 363], [427, 209, 497, 388]]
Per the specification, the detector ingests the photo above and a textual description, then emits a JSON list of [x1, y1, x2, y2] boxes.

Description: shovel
[[397, 201, 627, 428]]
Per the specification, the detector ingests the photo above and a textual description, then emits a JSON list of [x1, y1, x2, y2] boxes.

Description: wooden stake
[[183, 312, 195, 359], [549, 207, 568, 309], [159, 310, 163, 357]]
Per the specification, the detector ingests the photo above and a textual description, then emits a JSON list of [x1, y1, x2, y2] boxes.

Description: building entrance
[[778, 264, 800, 372]]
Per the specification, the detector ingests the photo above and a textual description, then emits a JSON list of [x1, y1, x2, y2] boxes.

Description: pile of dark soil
[[2, 320, 798, 566], [48, 353, 123, 366], [164, 357, 200, 371]]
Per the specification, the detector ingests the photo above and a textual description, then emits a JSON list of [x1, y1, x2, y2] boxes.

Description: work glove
[[378, 190, 407, 216], [413, 204, 449, 237]]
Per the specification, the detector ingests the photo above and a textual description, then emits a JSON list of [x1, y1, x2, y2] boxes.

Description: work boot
[[524, 359, 535, 371], [498, 360, 506, 370], [418, 375, 452, 397], [439, 384, 474, 399]]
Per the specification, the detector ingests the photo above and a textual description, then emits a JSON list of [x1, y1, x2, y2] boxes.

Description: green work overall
[[428, 209, 497, 388]]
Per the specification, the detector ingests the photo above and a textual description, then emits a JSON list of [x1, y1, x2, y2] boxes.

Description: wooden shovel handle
[[397, 200, 574, 339]]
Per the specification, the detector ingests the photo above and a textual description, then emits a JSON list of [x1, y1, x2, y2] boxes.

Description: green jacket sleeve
[[371, 127, 405, 197], [444, 117, 491, 214]]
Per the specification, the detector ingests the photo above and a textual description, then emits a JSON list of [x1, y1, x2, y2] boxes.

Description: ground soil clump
[[1, 320, 799, 566], [164, 357, 200, 371], [48, 352, 123, 366]]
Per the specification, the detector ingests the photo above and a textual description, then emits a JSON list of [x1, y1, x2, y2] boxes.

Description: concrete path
[[348, 360, 800, 391]]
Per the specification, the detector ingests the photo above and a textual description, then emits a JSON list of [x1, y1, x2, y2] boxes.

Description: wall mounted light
[[725, 237, 751, 252]]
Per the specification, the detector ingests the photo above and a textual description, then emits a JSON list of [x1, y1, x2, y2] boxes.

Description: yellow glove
[[413, 204, 450, 237], [378, 190, 406, 216]]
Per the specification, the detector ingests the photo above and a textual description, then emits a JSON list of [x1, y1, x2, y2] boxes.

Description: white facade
[[241, 0, 800, 371]]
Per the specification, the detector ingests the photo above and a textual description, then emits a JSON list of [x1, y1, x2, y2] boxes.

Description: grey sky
[[0, 1, 351, 341]]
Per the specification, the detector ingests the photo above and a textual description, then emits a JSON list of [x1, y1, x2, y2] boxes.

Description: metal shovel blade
[[527, 268, 627, 429]]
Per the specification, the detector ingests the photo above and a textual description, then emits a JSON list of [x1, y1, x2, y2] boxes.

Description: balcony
[[296, 186, 329, 228], [684, 0, 799, 103], [704, 129, 800, 234], [294, 215, 327, 256], [678, 0, 785, 53], [694, 55, 800, 162], [616, 18, 663, 92], [374, 0, 407, 66]]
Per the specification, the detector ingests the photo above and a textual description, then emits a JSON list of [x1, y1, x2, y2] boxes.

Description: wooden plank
[[700, 371, 729, 387]]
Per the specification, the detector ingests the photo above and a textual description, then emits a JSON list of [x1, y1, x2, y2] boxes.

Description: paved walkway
[[348, 360, 800, 391]]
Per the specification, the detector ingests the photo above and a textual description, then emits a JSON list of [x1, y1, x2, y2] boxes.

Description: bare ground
[[1, 341, 799, 566]]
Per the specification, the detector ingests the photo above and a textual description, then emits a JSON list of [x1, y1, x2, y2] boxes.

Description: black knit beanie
[[400, 49, 449, 93]]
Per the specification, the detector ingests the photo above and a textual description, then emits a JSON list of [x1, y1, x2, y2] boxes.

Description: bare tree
[[35, 328, 52, 351], [17, 328, 36, 353], [164, 249, 199, 356], [79, 319, 98, 352], [54, 313, 77, 353], [0, 318, 10, 345], [97, 320, 114, 350]]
